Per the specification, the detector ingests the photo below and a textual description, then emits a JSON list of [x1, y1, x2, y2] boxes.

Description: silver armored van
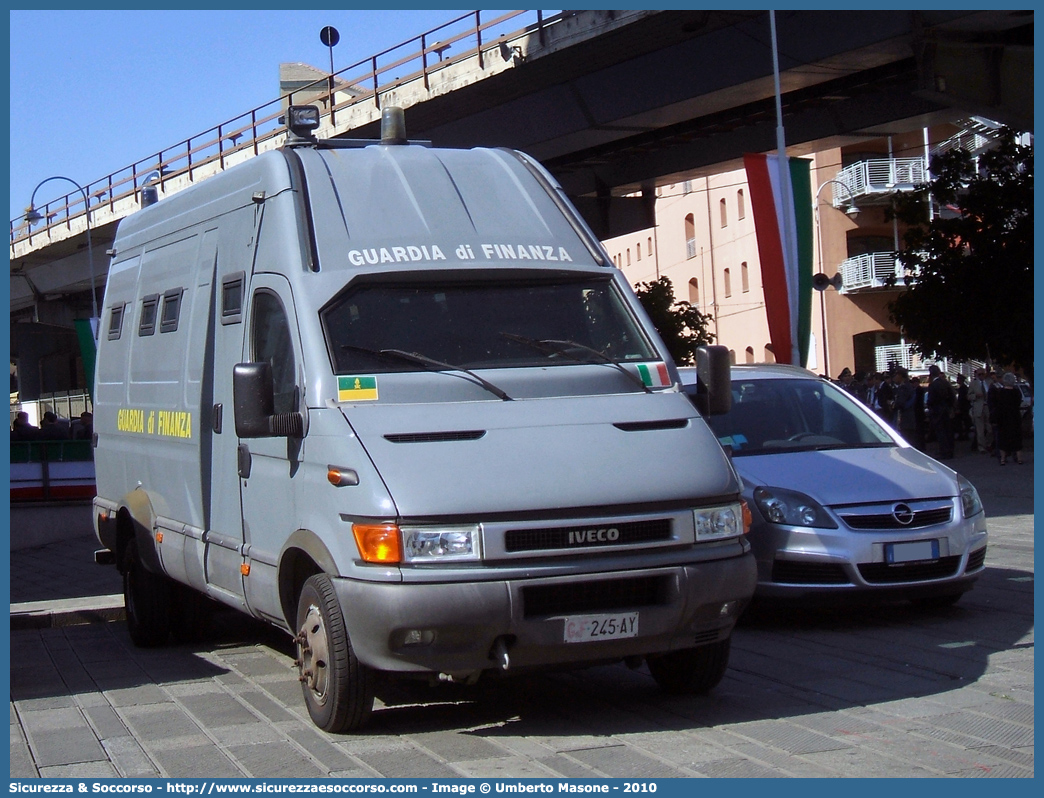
[[92, 106, 756, 731]]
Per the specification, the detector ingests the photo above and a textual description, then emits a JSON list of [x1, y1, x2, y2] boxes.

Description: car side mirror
[[233, 362, 304, 438], [693, 345, 732, 416]]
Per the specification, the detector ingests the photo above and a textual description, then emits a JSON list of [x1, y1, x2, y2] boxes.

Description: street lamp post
[[24, 176, 98, 322], [813, 177, 858, 378]]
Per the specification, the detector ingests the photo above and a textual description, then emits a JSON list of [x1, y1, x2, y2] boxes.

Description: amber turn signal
[[352, 523, 402, 564]]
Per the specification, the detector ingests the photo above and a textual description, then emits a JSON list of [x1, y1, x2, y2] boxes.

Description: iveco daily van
[[92, 106, 756, 731]]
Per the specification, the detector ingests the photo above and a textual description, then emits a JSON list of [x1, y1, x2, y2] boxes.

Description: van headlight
[[694, 502, 746, 541], [958, 476, 984, 518], [753, 486, 838, 528], [401, 525, 481, 562]]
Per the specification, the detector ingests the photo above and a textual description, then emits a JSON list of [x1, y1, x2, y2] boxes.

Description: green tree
[[888, 131, 1032, 375], [633, 275, 715, 365]]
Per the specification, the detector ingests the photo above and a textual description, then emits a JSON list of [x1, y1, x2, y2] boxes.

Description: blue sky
[[8, 8, 531, 223]]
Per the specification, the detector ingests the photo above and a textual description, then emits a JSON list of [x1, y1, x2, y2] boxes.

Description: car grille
[[858, 555, 961, 584], [521, 575, 670, 618], [840, 506, 952, 530], [771, 560, 851, 585], [505, 518, 672, 553], [967, 546, 987, 572]]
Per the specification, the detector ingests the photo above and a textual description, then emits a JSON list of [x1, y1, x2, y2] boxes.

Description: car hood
[[732, 446, 959, 506], [342, 391, 740, 517]]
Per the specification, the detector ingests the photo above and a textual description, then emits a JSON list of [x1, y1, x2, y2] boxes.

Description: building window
[[688, 277, 699, 309], [737, 189, 745, 220], [728, 349, 736, 365], [720, 198, 727, 228], [723, 267, 732, 298], [764, 344, 775, 363], [741, 262, 750, 293], [745, 346, 755, 364], [647, 236, 653, 258], [684, 214, 696, 259], [626, 248, 631, 266], [637, 243, 642, 261]]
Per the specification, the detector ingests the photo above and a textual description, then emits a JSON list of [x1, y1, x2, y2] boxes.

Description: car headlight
[[694, 502, 747, 541], [401, 524, 481, 562], [958, 476, 984, 518], [753, 486, 838, 528]]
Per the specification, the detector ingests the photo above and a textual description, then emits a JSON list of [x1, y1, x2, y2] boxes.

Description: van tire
[[123, 538, 172, 647], [647, 636, 731, 695], [296, 574, 375, 732]]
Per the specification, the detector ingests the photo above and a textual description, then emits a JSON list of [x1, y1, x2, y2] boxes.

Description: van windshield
[[702, 377, 897, 455], [322, 275, 658, 373]]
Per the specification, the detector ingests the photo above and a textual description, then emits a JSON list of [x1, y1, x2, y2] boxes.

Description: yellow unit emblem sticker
[[338, 375, 379, 402]]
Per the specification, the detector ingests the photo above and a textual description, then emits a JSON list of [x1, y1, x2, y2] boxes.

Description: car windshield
[[321, 275, 658, 373], [703, 377, 896, 455]]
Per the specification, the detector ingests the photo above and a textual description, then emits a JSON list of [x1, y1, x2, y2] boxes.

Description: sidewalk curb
[[10, 595, 125, 630]]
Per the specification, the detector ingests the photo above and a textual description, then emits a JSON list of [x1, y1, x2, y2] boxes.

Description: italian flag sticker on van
[[338, 375, 379, 402], [636, 362, 670, 388]]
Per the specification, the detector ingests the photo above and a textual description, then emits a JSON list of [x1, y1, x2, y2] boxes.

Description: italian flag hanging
[[743, 153, 813, 367]]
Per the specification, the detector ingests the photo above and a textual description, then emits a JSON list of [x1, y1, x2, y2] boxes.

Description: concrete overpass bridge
[[9, 8, 1032, 400]]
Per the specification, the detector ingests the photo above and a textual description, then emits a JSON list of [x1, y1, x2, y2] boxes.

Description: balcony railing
[[874, 345, 984, 380], [833, 158, 927, 206], [838, 252, 910, 293]]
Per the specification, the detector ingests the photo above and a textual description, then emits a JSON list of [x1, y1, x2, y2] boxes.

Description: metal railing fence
[[11, 10, 563, 249]]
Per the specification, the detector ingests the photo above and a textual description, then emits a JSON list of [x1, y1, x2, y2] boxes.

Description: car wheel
[[296, 573, 375, 732], [647, 636, 731, 695], [122, 538, 171, 647]]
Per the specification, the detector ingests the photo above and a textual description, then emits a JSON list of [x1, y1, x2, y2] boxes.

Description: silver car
[[679, 364, 988, 606]]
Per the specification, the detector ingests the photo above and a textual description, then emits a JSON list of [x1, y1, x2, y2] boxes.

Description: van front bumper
[[332, 553, 756, 676]]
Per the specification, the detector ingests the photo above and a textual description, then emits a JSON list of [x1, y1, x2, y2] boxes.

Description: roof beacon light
[[287, 105, 321, 142], [381, 106, 407, 145]]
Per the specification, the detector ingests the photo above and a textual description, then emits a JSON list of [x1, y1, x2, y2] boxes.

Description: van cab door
[[236, 275, 304, 623]]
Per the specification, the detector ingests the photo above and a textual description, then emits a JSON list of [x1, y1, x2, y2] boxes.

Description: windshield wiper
[[501, 333, 652, 394], [341, 344, 511, 401]]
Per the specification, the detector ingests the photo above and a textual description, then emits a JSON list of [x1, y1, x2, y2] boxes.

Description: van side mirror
[[693, 345, 732, 416], [233, 362, 304, 438]]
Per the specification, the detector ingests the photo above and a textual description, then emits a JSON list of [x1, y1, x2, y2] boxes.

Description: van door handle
[[213, 403, 223, 434], [237, 444, 252, 479]]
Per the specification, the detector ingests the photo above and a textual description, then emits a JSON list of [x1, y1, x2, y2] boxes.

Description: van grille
[[522, 575, 670, 618], [505, 519, 672, 553], [858, 555, 961, 584]]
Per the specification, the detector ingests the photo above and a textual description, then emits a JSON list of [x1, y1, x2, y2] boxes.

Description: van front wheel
[[295, 574, 375, 732], [122, 538, 171, 647], [647, 636, 731, 694]]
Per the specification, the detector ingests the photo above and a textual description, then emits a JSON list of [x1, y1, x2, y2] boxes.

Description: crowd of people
[[10, 409, 93, 442], [832, 365, 1027, 465]]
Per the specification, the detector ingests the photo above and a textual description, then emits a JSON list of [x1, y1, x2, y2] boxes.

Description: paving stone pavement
[[9, 440, 1033, 778]]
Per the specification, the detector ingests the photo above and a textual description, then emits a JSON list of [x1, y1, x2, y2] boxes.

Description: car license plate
[[563, 612, 639, 643], [885, 539, 940, 564]]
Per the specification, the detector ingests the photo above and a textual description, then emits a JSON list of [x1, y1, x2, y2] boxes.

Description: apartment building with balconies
[[607, 118, 1006, 379]]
